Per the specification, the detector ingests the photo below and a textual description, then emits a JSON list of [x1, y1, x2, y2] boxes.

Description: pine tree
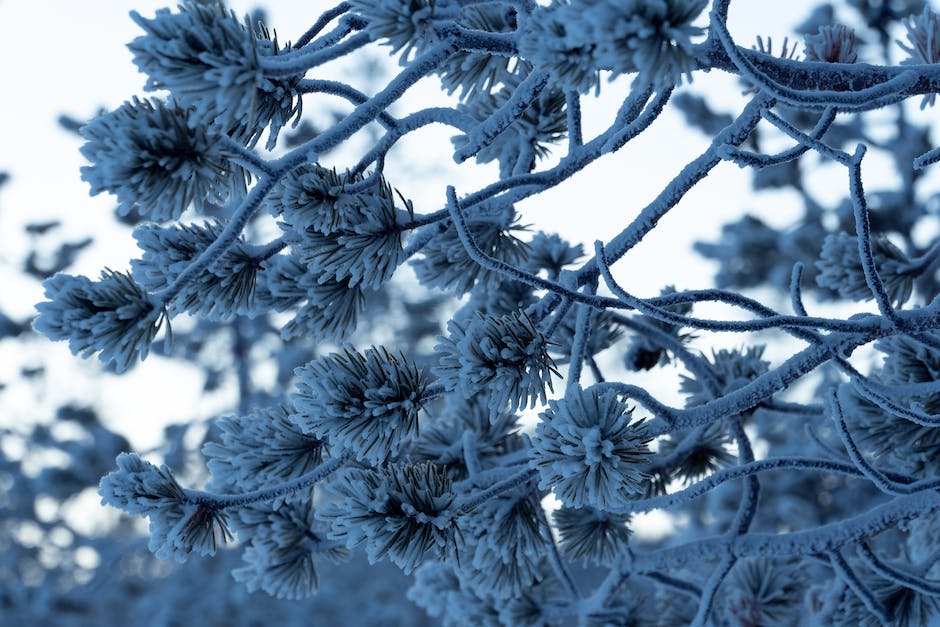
[[24, 0, 940, 624]]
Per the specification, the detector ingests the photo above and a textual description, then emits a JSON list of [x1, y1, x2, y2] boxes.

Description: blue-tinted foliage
[[412, 211, 529, 295], [259, 253, 366, 341], [804, 23, 860, 63], [292, 347, 430, 464], [553, 506, 633, 565], [99, 453, 233, 561], [34, 269, 165, 373], [434, 310, 558, 413], [816, 231, 915, 306], [351, 0, 441, 60], [129, 0, 303, 148], [318, 463, 459, 574], [21, 0, 940, 624], [457, 490, 550, 600], [411, 395, 525, 479], [203, 404, 326, 491], [518, 0, 708, 91], [132, 221, 264, 319], [719, 558, 808, 626], [80, 97, 246, 222], [276, 169, 412, 290], [531, 385, 653, 510], [231, 500, 348, 599]]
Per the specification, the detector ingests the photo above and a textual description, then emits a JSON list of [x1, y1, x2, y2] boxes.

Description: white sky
[[0, 1, 915, 451]]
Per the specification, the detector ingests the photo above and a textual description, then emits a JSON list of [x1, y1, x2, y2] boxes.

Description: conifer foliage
[[33, 0, 940, 623]]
